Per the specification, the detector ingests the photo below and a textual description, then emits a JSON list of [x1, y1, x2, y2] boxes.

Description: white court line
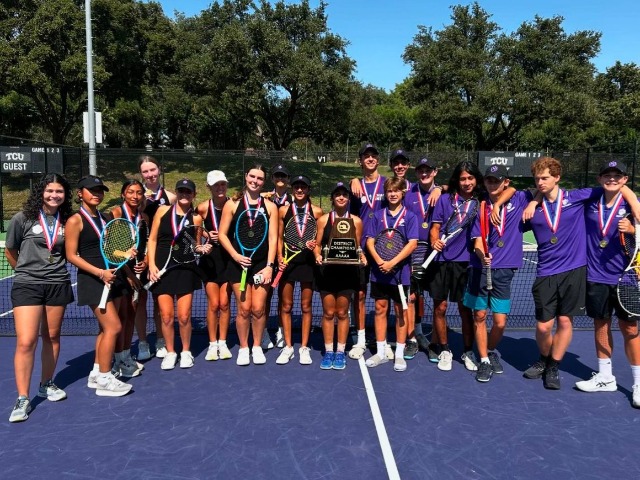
[[356, 356, 401, 480]]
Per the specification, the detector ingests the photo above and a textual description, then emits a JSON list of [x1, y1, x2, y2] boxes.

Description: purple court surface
[[1, 329, 639, 479]]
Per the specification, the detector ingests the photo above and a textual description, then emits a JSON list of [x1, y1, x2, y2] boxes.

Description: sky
[[153, 0, 640, 91]]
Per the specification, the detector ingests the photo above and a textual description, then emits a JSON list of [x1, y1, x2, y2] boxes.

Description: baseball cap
[[271, 164, 290, 177], [415, 157, 438, 170], [331, 181, 351, 196], [389, 149, 410, 165], [77, 175, 109, 191], [290, 175, 311, 187], [358, 143, 379, 157], [599, 160, 627, 175], [175, 178, 196, 192], [484, 165, 509, 180], [206, 170, 228, 186]]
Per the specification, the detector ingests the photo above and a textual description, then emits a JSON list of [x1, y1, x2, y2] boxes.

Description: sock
[[218, 339, 227, 347], [337, 342, 346, 353], [276, 327, 283, 339], [481, 357, 490, 364], [357, 329, 366, 345], [325, 343, 334, 353], [439, 343, 450, 352], [598, 357, 613, 378], [414, 322, 424, 335], [395, 343, 406, 359], [92, 363, 99, 373], [209, 341, 217, 347], [408, 339, 417, 345], [114, 352, 123, 366], [376, 341, 386, 359], [547, 357, 560, 368], [631, 365, 640, 386], [123, 348, 131, 357]]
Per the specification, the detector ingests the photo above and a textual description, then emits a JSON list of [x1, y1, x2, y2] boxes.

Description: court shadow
[[54, 349, 96, 388]]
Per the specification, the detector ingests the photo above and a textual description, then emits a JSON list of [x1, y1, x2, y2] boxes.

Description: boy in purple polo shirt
[[464, 165, 529, 382], [523, 157, 639, 390], [364, 177, 419, 372], [347, 143, 389, 360], [575, 160, 640, 408]]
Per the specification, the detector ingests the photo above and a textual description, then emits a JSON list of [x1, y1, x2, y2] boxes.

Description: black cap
[[389, 149, 410, 165], [271, 164, 290, 176], [358, 143, 379, 157], [175, 178, 196, 192], [599, 160, 627, 175], [484, 165, 509, 180], [290, 175, 311, 187], [78, 175, 109, 191], [331, 181, 351, 196], [415, 157, 437, 170]]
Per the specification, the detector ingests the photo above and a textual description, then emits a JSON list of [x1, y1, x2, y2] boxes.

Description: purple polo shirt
[[405, 184, 437, 242], [585, 195, 636, 285], [431, 193, 475, 263], [365, 208, 419, 285], [350, 175, 387, 244], [470, 191, 528, 269], [526, 187, 601, 277]]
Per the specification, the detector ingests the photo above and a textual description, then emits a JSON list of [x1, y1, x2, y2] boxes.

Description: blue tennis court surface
[[1, 329, 639, 479]]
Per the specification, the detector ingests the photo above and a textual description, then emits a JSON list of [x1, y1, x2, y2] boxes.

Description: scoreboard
[[478, 151, 542, 177], [1, 146, 64, 174]]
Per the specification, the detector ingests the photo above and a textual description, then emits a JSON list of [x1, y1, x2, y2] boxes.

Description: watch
[[266, 262, 275, 269]]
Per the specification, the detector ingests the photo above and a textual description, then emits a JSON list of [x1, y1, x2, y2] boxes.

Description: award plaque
[[322, 218, 361, 265]]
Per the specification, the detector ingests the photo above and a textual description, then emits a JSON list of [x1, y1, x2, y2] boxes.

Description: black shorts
[[532, 266, 586, 321], [370, 282, 409, 305], [586, 282, 633, 322], [11, 282, 74, 307], [426, 261, 469, 302]]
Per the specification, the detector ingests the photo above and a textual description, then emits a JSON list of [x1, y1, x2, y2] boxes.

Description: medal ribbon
[[330, 210, 350, 224], [454, 194, 472, 224], [361, 176, 383, 211], [383, 207, 406, 237], [121, 202, 139, 227], [598, 193, 623, 239], [38, 210, 61, 254], [79, 206, 106, 237], [272, 190, 288, 206], [208, 199, 220, 233], [243, 193, 262, 227], [542, 189, 563, 234], [417, 184, 435, 223], [488, 200, 506, 237], [170, 204, 191, 238], [292, 202, 310, 238]]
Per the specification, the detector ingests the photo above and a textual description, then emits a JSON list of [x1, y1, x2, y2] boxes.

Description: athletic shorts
[[370, 282, 409, 306], [532, 266, 586, 321], [426, 261, 469, 302], [463, 267, 515, 314], [11, 282, 74, 307], [586, 281, 633, 322]]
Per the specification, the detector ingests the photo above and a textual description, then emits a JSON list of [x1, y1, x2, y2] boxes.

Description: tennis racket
[[617, 217, 640, 316], [480, 200, 493, 290], [272, 213, 318, 288], [410, 240, 429, 281], [374, 228, 409, 310], [144, 225, 211, 290], [98, 218, 139, 309], [421, 197, 479, 269], [132, 219, 148, 303], [235, 208, 269, 291]]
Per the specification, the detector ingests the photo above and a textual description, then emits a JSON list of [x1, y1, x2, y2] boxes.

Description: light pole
[[85, 0, 97, 175]]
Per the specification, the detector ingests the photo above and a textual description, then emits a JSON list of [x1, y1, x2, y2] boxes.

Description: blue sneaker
[[320, 352, 335, 370], [332, 351, 346, 370]]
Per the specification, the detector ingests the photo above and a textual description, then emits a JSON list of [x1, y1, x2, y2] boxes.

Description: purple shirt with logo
[[431, 193, 475, 263], [526, 187, 600, 277], [470, 191, 528, 269], [365, 208, 419, 285], [585, 195, 635, 285]]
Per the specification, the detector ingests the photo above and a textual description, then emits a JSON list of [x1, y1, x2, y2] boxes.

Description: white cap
[[206, 170, 228, 186]]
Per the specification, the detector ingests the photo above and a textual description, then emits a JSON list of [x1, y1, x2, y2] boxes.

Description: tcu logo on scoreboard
[[4, 152, 25, 161]]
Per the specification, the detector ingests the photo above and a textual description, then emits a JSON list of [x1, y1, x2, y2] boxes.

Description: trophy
[[322, 217, 362, 265]]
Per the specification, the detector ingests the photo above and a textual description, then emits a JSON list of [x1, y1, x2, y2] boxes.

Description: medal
[[421, 222, 428, 229], [361, 195, 367, 204], [599, 239, 608, 248], [550, 236, 558, 244], [386, 242, 393, 250], [598, 193, 623, 252], [369, 212, 374, 218], [248, 230, 254, 238], [48, 254, 54, 263], [497, 240, 504, 248]]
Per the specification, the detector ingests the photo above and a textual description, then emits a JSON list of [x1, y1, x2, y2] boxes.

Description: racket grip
[[421, 250, 438, 269], [132, 273, 141, 303], [272, 269, 284, 288], [144, 268, 166, 291], [486, 265, 493, 291], [398, 285, 408, 310], [98, 286, 110, 310], [240, 268, 248, 292]]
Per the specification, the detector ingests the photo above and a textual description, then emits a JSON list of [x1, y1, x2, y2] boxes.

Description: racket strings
[[284, 214, 317, 250], [172, 227, 205, 264], [374, 230, 406, 262], [237, 217, 267, 250], [618, 268, 640, 315], [411, 242, 429, 267], [102, 221, 136, 263], [444, 199, 479, 235]]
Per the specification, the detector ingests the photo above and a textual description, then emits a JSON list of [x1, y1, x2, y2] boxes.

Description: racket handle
[[240, 268, 248, 292], [398, 285, 408, 310], [98, 285, 110, 310], [486, 265, 493, 291], [144, 267, 166, 291], [421, 249, 438, 269], [132, 273, 141, 303], [272, 269, 284, 288]]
